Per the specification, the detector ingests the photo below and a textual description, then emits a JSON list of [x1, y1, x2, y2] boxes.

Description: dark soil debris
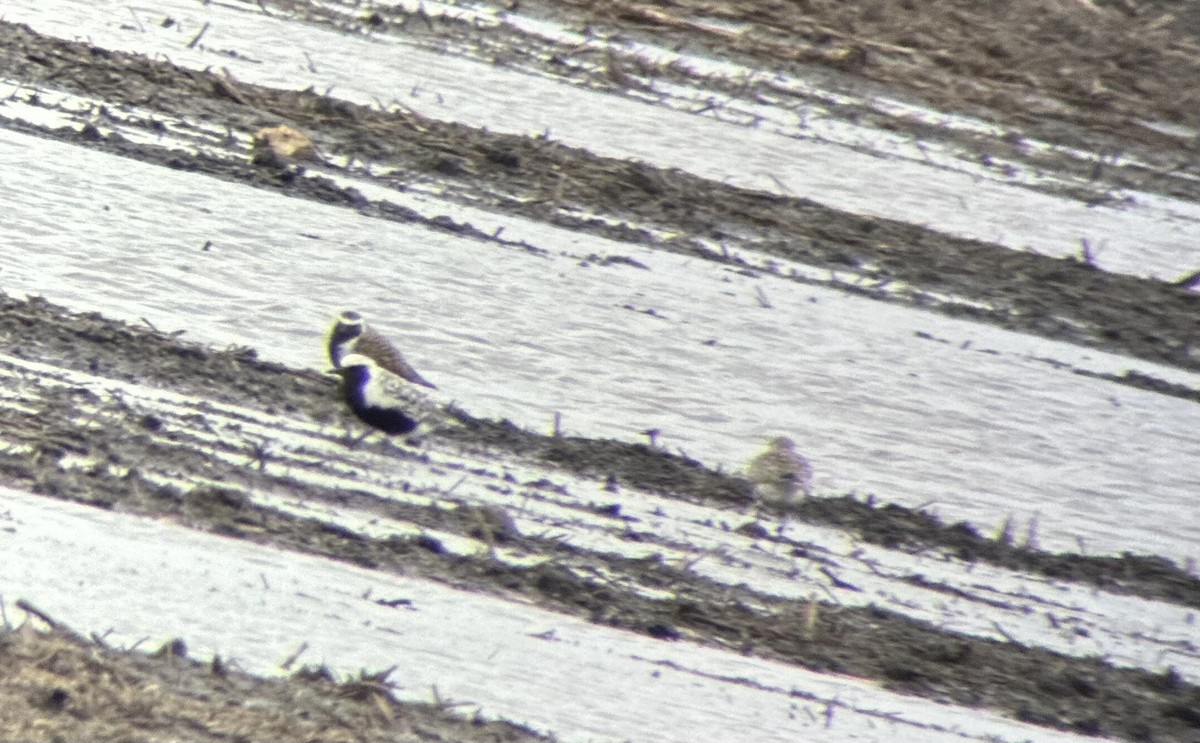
[[0, 619, 549, 743]]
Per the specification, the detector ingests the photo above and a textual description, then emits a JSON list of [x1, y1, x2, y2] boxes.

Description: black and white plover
[[327, 310, 437, 390], [745, 435, 814, 503], [330, 353, 420, 436]]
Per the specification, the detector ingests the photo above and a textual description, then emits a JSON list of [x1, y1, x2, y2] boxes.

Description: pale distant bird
[[250, 125, 318, 165], [745, 436, 814, 503], [328, 311, 437, 389], [330, 353, 420, 436]]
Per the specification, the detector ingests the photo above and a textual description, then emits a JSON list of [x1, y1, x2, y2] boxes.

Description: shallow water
[[0, 487, 1133, 743], [4, 0, 1200, 279], [0, 125, 1197, 564], [11, 347, 1193, 684]]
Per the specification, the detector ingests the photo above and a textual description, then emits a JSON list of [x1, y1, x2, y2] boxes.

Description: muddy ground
[[2, 294, 1199, 740], [1, 7, 1198, 374], [2, 0, 1200, 740], [0, 615, 547, 743]]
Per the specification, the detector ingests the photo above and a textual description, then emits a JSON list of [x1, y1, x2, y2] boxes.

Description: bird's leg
[[343, 428, 373, 449], [775, 512, 790, 538]]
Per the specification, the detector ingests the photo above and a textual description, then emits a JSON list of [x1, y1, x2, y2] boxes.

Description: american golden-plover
[[745, 435, 813, 503], [328, 310, 437, 390]]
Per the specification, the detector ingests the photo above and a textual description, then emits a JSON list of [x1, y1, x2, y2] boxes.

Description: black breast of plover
[[745, 435, 814, 503], [332, 354, 420, 436], [328, 310, 437, 390]]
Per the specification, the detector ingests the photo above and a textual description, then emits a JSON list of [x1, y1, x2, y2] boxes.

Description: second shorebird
[[745, 435, 814, 504], [328, 310, 437, 390], [330, 353, 420, 436]]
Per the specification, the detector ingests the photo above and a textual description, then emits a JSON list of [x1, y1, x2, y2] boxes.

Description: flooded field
[[0, 0, 1198, 741]]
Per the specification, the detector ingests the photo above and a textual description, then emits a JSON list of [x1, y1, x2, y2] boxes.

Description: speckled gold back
[[354, 325, 438, 390]]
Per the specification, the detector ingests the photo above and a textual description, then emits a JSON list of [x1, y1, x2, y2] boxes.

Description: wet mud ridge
[[0, 16, 1199, 376], [2, 294, 1200, 741], [0, 614, 548, 743]]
